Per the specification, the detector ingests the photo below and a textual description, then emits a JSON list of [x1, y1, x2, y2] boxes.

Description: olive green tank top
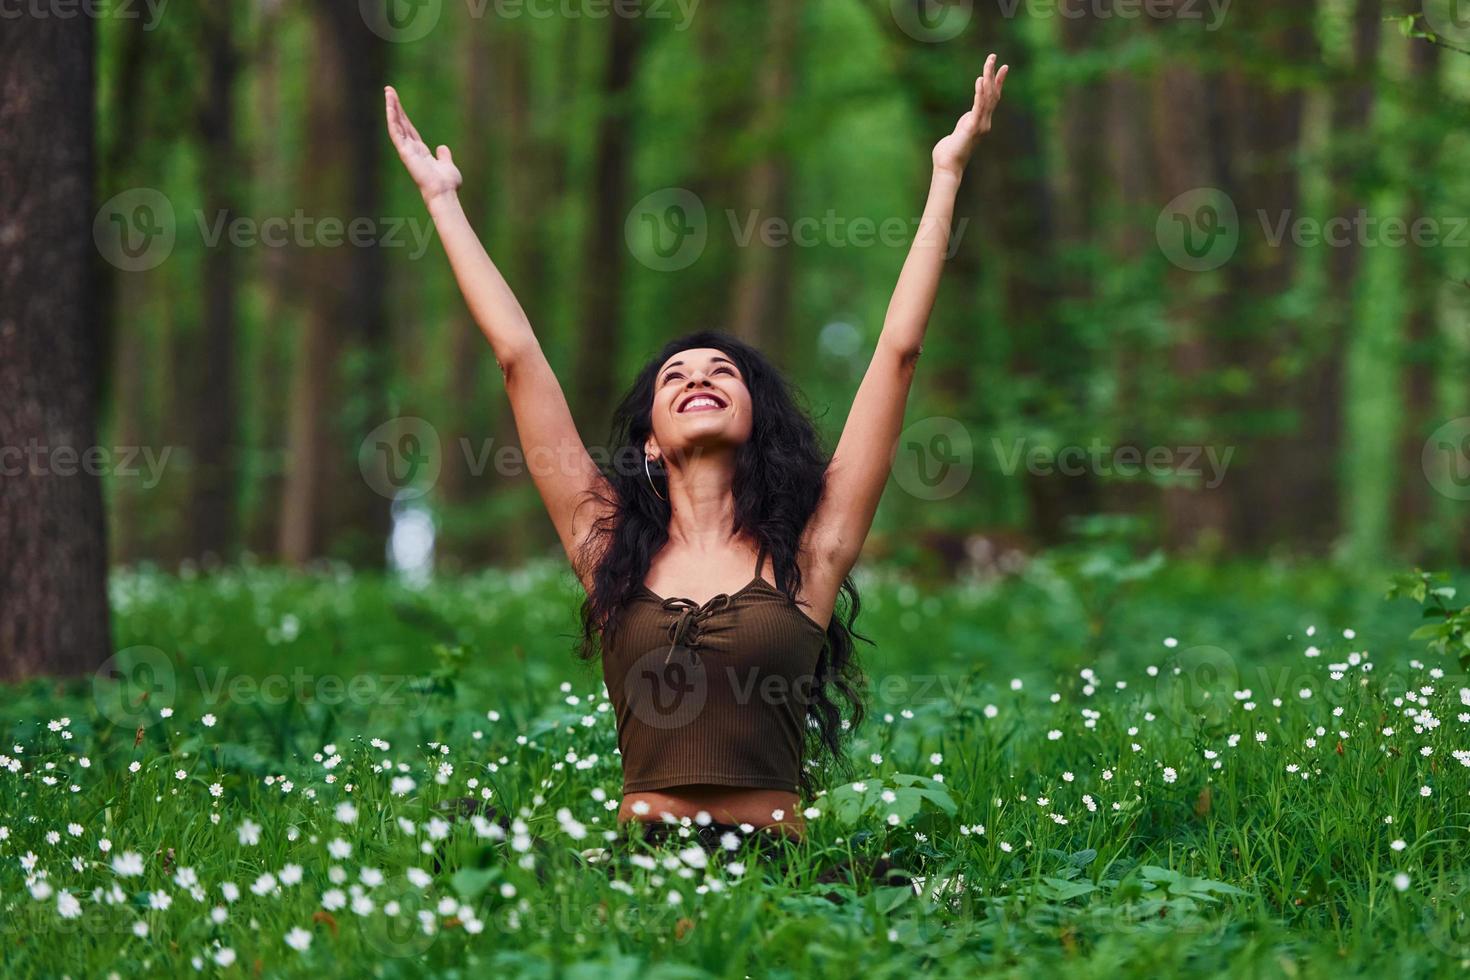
[[600, 548, 828, 794]]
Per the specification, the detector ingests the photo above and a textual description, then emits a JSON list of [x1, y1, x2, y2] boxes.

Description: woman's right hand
[[384, 85, 463, 205]]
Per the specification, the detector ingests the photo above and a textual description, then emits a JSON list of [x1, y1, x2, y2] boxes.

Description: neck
[[663, 446, 741, 548]]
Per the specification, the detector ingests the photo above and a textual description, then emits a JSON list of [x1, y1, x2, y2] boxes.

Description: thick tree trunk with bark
[[0, 14, 112, 679]]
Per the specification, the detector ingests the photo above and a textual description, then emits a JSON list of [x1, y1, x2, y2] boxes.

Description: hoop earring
[[645, 455, 667, 501]]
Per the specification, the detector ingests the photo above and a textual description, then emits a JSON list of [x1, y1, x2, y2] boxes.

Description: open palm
[[932, 53, 1008, 178], [384, 85, 463, 202]]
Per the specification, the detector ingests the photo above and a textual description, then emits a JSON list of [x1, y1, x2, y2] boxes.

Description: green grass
[[2, 556, 1468, 978]]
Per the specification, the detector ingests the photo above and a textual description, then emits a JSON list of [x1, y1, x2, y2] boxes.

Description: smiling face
[[645, 347, 754, 461]]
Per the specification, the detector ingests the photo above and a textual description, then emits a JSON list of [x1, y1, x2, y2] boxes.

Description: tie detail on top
[[661, 593, 732, 665]]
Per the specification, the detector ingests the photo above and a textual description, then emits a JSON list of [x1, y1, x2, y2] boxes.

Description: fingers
[[436, 145, 454, 165], [385, 87, 418, 152], [971, 55, 1009, 124], [384, 85, 426, 148], [972, 53, 1007, 118], [384, 86, 403, 143]]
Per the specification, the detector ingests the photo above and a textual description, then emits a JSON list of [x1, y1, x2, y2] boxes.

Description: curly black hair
[[575, 330, 868, 795]]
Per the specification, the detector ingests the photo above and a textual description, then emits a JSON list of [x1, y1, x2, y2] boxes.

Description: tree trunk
[[278, 16, 342, 565], [1215, 4, 1318, 551], [978, 17, 1095, 544], [190, 5, 241, 563], [1102, 70, 1157, 518], [326, 0, 391, 565], [1150, 53, 1231, 549], [245, 7, 293, 559], [438, 22, 504, 571], [1293, 0, 1380, 552], [573, 14, 641, 428], [0, 13, 112, 679], [280, 2, 389, 565], [485, 24, 550, 565], [727, 0, 798, 357], [1395, 38, 1442, 556], [108, 273, 148, 565]]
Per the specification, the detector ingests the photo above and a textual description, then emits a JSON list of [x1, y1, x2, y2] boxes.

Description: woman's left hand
[[931, 53, 1008, 179]]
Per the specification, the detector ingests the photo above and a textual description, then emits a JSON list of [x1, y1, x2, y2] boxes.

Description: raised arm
[[805, 56, 1008, 580], [384, 87, 610, 583]]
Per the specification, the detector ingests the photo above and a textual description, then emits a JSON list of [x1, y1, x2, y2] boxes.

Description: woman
[[384, 56, 1007, 846]]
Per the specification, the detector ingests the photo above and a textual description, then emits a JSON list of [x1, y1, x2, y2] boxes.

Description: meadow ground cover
[[2, 555, 1469, 978]]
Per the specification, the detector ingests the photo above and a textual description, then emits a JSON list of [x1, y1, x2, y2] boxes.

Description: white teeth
[[681, 396, 721, 412]]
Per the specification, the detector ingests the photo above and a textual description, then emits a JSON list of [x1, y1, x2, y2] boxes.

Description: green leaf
[[451, 866, 500, 900], [873, 885, 913, 913], [1038, 877, 1098, 901], [891, 788, 926, 822], [1069, 849, 1098, 867], [1139, 866, 1181, 884], [914, 786, 957, 816]]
